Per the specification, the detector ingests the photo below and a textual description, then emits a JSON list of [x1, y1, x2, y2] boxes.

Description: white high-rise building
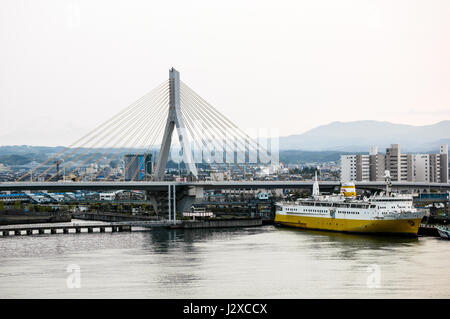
[[340, 155, 356, 182], [440, 144, 449, 183], [414, 154, 430, 182], [356, 155, 370, 181]]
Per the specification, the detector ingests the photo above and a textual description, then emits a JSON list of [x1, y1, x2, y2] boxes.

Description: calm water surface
[[0, 223, 449, 298]]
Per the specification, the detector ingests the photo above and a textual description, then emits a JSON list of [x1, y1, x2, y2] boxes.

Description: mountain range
[[0, 121, 449, 166], [278, 120, 450, 152]]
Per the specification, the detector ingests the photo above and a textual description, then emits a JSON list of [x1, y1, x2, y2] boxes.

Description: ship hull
[[274, 214, 423, 236]]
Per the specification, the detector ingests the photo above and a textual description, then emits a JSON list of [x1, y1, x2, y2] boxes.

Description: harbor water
[[0, 223, 449, 298]]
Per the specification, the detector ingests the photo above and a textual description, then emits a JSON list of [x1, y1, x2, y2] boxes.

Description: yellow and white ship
[[274, 172, 424, 236]]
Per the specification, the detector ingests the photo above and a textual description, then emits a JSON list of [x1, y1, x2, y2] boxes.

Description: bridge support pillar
[[146, 185, 203, 219], [176, 186, 204, 215]]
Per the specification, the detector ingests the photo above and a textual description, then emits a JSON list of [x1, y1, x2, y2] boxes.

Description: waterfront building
[[414, 154, 430, 182], [340, 155, 357, 181], [440, 144, 449, 183], [340, 144, 449, 183]]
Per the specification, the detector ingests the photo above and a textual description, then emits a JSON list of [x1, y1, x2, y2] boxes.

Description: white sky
[[1, 0, 449, 146]]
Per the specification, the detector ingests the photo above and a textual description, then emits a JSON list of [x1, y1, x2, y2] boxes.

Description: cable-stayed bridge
[[2, 68, 449, 217], [6, 68, 280, 215], [16, 68, 275, 184]]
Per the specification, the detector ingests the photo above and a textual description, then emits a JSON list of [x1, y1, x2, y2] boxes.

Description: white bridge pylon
[[154, 68, 198, 180]]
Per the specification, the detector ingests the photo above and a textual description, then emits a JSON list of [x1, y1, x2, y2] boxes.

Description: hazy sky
[[1, 0, 449, 146]]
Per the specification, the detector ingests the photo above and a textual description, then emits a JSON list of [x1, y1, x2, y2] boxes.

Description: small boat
[[436, 226, 450, 239]]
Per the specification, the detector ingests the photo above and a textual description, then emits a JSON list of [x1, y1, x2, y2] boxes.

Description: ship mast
[[384, 170, 392, 197], [312, 170, 320, 198]]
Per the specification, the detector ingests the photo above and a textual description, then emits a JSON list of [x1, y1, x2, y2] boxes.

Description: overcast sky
[[1, 0, 449, 146]]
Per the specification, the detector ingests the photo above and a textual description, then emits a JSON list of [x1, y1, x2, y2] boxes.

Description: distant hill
[[279, 120, 450, 152], [1, 120, 449, 166], [279, 150, 358, 164], [0, 145, 350, 166]]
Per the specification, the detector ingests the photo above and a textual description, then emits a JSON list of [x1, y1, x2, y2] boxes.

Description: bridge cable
[[180, 85, 261, 175], [179, 95, 224, 179], [20, 80, 169, 182], [77, 88, 170, 181], [180, 92, 247, 178], [181, 82, 273, 165], [180, 90, 249, 178], [116, 96, 170, 181], [36, 81, 170, 181], [180, 94, 243, 178], [57, 86, 169, 181], [45, 84, 170, 181], [86, 91, 170, 181]]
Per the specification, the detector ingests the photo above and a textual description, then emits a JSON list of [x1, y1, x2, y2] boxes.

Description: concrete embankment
[[0, 211, 71, 225], [0, 223, 131, 237], [171, 218, 262, 229], [72, 211, 159, 222]]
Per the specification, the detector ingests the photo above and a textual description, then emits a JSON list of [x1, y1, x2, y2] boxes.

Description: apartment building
[[340, 155, 357, 181], [440, 144, 449, 183], [340, 144, 449, 183]]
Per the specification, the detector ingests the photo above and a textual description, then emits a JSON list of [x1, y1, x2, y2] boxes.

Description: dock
[[418, 223, 440, 237], [170, 218, 263, 229], [0, 223, 132, 237]]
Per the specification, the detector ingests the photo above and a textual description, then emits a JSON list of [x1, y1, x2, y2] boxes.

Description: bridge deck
[[1, 181, 449, 191]]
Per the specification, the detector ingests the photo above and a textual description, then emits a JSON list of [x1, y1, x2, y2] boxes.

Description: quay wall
[[73, 212, 159, 222], [0, 213, 71, 226], [177, 218, 262, 229]]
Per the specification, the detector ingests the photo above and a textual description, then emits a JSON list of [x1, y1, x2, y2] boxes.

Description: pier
[[418, 223, 440, 237], [0, 223, 132, 237], [171, 218, 263, 229]]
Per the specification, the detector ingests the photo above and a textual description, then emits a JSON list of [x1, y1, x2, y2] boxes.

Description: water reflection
[[275, 226, 421, 262], [0, 225, 448, 298]]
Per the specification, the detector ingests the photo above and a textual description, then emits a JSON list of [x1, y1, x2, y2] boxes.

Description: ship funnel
[[340, 182, 356, 198]]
